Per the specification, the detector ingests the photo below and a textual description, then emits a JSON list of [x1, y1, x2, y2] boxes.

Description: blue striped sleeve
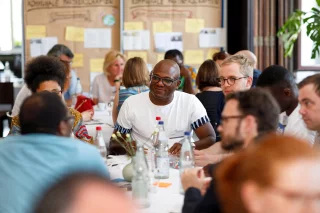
[[114, 122, 132, 134], [190, 115, 210, 130]]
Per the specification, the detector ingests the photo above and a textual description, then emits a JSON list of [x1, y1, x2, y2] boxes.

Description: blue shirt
[[64, 70, 77, 100], [0, 134, 109, 213]]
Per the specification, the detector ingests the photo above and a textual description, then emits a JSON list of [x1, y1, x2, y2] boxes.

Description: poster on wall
[[123, 30, 150, 50], [199, 28, 226, 48], [154, 32, 183, 52]]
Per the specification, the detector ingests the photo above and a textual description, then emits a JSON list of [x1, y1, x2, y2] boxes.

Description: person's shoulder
[[253, 69, 262, 76], [125, 90, 149, 102]]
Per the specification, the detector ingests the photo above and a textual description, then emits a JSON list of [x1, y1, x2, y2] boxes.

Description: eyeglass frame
[[217, 76, 248, 86], [60, 59, 73, 66], [149, 74, 180, 86], [49, 89, 62, 95]]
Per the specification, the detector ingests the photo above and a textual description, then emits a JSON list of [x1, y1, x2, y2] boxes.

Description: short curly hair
[[24, 56, 67, 93]]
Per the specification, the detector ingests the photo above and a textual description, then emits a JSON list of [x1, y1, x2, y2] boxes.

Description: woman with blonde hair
[[216, 134, 320, 213], [112, 57, 149, 123], [91, 50, 126, 104]]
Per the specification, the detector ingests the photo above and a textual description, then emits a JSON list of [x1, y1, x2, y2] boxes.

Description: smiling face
[[149, 60, 180, 105], [107, 57, 125, 77], [220, 63, 252, 96], [298, 84, 320, 131]]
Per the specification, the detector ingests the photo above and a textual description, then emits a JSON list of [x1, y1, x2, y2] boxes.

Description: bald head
[[153, 59, 180, 78], [236, 50, 257, 68]]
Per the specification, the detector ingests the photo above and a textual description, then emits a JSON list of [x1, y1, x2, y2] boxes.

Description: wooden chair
[[0, 82, 14, 137]]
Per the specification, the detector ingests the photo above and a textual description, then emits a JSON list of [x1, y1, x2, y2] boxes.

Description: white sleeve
[[114, 99, 133, 134], [11, 85, 32, 116], [190, 95, 210, 130], [91, 76, 99, 99]]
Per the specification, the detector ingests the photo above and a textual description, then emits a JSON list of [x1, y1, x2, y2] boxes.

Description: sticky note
[[153, 182, 172, 188], [207, 48, 219, 59], [127, 51, 147, 62], [72, 53, 84, 68], [185, 19, 205, 33], [65, 26, 84, 42], [124, 22, 144, 30], [184, 50, 204, 65], [90, 58, 104, 72], [157, 54, 164, 63], [26, 25, 46, 39], [153, 21, 172, 33]]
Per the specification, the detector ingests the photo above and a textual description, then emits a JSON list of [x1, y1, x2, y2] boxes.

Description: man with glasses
[[10, 56, 93, 143], [0, 92, 109, 213], [110, 59, 216, 154], [218, 54, 253, 96], [181, 88, 280, 213]]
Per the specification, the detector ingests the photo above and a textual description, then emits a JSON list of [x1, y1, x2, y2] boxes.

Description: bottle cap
[[77, 77, 80, 80], [184, 131, 190, 136], [156, 116, 161, 120], [158, 121, 164, 125], [96, 126, 102, 131]]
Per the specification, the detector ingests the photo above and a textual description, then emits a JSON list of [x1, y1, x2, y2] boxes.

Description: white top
[[115, 91, 209, 147], [278, 104, 316, 146], [11, 85, 32, 116], [91, 73, 116, 103]]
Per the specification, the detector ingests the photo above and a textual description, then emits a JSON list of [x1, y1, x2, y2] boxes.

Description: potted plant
[[277, 0, 320, 59]]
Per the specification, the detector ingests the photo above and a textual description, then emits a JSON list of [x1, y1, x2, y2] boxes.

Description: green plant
[[277, 0, 320, 58]]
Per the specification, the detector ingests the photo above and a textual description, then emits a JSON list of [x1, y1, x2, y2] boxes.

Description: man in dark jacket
[[181, 88, 280, 213]]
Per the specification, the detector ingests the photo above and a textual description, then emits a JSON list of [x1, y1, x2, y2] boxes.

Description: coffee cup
[[98, 102, 106, 110]]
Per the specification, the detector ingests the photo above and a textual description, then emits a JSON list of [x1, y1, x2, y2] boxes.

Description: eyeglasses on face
[[60, 59, 73, 66], [217, 76, 248, 86], [220, 115, 245, 124], [50, 89, 62, 95], [150, 74, 180, 86]]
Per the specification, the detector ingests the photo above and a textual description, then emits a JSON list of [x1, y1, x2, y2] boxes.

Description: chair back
[[0, 82, 14, 106]]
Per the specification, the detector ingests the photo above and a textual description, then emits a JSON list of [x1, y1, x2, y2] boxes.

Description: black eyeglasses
[[150, 74, 180, 86], [217, 76, 248, 86], [221, 115, 245, 124]]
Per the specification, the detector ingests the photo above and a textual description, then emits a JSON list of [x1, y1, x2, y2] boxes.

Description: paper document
[[123, 30, 150, 50], [127, 51, 148, 62], [30, 37, 58, 57], [184, 50, 204, 65], [154, 32, 183, 52], [199, 28, 226, 48], [26, 25, 46, 39], [65, 26, 84, 42], [72, 53, 84, 68], [153, 21, 172, 33], [185, 19, 205, 33], [124, 22, 144, 30], [84, 28, 111, 48], [90, 58, 104, 72]]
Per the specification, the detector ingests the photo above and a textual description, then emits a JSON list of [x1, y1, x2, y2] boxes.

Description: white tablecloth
[[85, 106, 114, 147], [107, 155, 184, 213]]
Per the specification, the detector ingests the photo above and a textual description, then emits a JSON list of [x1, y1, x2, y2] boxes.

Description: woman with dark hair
[[10, 56, 93, 143], [196, 60, 224, 142]]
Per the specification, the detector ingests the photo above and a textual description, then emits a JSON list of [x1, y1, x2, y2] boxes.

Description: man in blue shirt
[[0, 92, 108, 213]]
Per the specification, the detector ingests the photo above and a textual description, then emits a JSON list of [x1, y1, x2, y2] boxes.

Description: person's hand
[[168, 143, 182, 155], [194, 150, 221, 167], [114, 75, 122, 89], [81, 110, 94, 122], [179, 65, 191, 78], [181, 167, 205, 192]]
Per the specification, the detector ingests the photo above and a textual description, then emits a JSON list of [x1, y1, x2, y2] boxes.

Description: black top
[[196, 91, 225, 142]]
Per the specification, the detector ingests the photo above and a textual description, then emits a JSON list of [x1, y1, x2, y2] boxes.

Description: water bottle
[[94, 126, 107, 158], [4, 61, 14, 82], [132, 145, 150, 208], [154, 121, 170, 179], [179, 131, 195, 193], [75, 77, 82, 95]]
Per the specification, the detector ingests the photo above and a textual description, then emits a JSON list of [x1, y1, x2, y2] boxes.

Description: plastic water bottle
[[154, 121, 170, 179], [179, 131, 195, 193], [75, 77, 82, 95], [132, 145, 150, 208], [3, 61, 14, 82], [94, 126, 107, 158]]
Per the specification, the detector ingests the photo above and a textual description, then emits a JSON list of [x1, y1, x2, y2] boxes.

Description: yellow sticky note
[[157, 54, 164, 63], [207, 48, 219, 59], [127, 51, 148, 62], [65, 26, 84, 42], [26, 25, 46, 39], [153, 21, 172, 33], [90, 58, 104, 72], [72, 53, 84, 68], [124, 22, 144, 30], [184, 50, 204, 65], [185, 19, 205, 33]]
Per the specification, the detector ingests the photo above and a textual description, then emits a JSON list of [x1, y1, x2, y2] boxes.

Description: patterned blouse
[[10, 108, 93, 144]]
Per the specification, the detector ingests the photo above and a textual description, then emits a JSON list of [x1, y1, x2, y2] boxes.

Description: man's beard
[[221, 136, 245, 152]]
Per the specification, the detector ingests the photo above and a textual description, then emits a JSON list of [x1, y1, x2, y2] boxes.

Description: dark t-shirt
[[196, 91, 225, 141]]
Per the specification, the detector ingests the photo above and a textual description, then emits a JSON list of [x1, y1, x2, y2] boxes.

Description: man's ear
[[244, 115, 258, 135], [284, 88, 292, 97], [246, 76, 253, 88], [57, 121, 70, 137], [176, 80, 181, 89]]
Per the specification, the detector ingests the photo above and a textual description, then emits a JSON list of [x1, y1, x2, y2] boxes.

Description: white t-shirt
[[115, 91, 209, 147], [11, 85, 32, 116], [278, 104, 316, 146], [91, 73, 116, 103]]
